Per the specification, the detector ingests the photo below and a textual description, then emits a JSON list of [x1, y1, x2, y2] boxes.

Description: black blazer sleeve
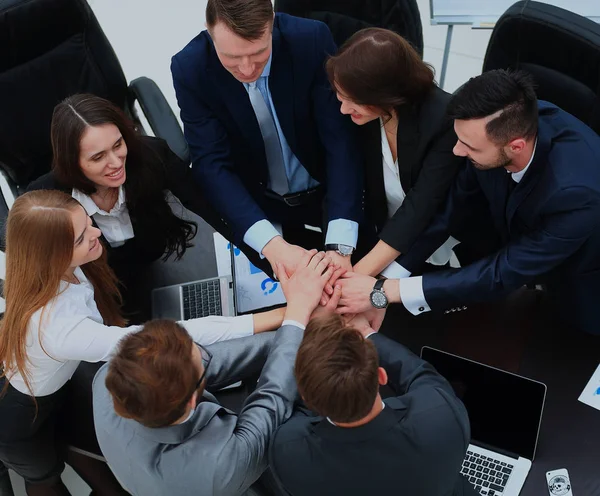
[[26, 171, 64, 193], [379, 123, 463, 253]]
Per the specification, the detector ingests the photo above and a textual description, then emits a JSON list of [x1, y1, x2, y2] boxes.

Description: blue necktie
[[248, 79, 289, 195]]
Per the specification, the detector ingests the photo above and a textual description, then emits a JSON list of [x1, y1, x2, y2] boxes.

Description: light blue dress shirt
[[242, 52, 358, 256]]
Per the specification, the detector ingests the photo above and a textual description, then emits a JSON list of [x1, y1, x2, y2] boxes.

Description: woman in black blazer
[[326, 28, 464, 278], [28, 94, 225, 322]]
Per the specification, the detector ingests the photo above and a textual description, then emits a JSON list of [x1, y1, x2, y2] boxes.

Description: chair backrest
[[0, 0, 132, 189], [274, 0, 423, 56], [483, 0, 600, 135]]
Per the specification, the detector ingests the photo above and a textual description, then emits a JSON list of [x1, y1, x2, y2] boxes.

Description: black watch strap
[[374, 279, 385, 291]]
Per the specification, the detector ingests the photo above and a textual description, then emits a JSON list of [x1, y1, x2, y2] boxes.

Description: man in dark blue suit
[[171, 0, 363, 278], [337, 70, 600, 335]]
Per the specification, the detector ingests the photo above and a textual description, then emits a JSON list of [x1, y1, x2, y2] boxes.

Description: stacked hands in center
[[274, 247, 387, 337]]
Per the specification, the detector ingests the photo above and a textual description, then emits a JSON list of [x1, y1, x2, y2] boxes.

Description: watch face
[[370, 290, 388, 309]]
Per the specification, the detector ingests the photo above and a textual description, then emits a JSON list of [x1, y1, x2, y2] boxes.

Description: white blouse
[[72, 186, 134, 248], [8, 267, 254, 397], [380, 119, 459, 266]]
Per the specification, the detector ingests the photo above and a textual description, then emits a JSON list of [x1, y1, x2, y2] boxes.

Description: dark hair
[[295, 314, 380, 423], [447, 69, 538, 145], [105, 320, 199, 428], [50, 94, 196, 260], [326, 28, 435, 119], [206, 0, 273, 41]]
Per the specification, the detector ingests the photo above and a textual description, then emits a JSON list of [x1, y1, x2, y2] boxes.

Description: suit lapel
[[363, 120, 387, 230], [506, 131, 550, 231], [395, 104, 420, 192], [269, 25, 297, 152], [205, 38, 265, 163]]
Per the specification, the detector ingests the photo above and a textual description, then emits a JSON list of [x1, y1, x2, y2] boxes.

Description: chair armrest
[[128, 77, 190, 163]]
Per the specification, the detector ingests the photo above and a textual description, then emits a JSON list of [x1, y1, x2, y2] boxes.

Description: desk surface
[[135, 211, 600, 495]]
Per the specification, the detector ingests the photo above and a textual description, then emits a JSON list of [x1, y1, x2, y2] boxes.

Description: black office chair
[[0, 0, 189, 229], [274, 0, 424, 56], [483, 0, 600, 135]]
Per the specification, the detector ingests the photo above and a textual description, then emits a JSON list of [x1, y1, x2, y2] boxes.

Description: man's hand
[[278, 251, 335, 326], [337, 272, 378, 315], [324, 251, 353, 293], [312, 284, 342, 320], [361, 307, 386, 332], [263, 236, 309, 280], [342, 313, 376, 339]]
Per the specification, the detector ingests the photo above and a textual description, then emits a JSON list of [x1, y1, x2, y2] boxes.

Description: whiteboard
[[430, 0, 600, 26]]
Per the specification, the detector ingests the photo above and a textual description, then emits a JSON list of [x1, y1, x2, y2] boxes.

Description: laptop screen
[[421, 347, 546, 460]]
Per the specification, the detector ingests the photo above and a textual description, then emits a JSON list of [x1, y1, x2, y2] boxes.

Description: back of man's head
[[105, 320, 199, 428], [206, 0, 274, 41], [295, 314, 380, 423], [447, 69, 538, 145]]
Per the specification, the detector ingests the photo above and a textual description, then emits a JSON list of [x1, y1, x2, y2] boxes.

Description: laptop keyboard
[[461, 450, 514, 495], [182, 280, 222, 319]]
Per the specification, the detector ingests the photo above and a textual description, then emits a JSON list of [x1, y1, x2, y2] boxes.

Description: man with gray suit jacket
[[92, 250, 339, 496]]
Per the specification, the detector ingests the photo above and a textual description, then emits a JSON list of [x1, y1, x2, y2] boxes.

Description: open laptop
[[151, 244, 239, 320], [420, 347, 547, 496]]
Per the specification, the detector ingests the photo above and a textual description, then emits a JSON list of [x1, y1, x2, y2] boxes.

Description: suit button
[[419, 306, 424, 312]]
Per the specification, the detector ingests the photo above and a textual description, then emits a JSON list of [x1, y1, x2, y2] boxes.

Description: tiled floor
[[8, 0, 491, 493]]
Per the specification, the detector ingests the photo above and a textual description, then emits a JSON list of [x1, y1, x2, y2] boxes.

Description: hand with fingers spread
[[278, 250, 336, 327]]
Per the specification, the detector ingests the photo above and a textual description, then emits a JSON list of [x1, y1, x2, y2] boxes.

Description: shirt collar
[[246, 51, 273, 89], [326, 400, 386, 426], [510, 138, 537, 183], [71, 186, 126, 216]]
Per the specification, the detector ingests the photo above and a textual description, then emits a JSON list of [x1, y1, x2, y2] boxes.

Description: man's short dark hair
[[206, 0, 273, 41], [295, 315, 380, 423], [447, 69, 538, 145], [105, 320, 199, 428]]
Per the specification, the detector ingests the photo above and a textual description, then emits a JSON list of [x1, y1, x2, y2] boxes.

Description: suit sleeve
[[171, 57, 268, 242], [422, 186, 600, 308], [310, 23, 363, 225], [398, 162, 486, 273], [213, 325, 303, 494], [379, 124, 463, 253]]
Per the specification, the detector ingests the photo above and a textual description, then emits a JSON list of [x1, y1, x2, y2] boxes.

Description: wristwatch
[[324, 244, 354, 257], [370, 279, 388, 309]]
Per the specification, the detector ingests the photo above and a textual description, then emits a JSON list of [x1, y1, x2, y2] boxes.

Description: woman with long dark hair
[[0, 190, 285, 496], [326, 28, 464, 278], [28, 94, 225, 322]]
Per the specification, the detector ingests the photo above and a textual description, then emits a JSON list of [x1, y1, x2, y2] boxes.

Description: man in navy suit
[[337, 70, 600, 335], [171, 0, 363, 279]]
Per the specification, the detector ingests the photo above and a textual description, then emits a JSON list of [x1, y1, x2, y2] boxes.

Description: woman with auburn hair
[[28, 94, 227, 323], [0, 190, 285, 496], [326, 28, 464, 280]]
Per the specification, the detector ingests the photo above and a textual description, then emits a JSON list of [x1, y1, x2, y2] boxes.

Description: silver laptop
[[420, 347, 547, 496], [152, 246, 238, 320]]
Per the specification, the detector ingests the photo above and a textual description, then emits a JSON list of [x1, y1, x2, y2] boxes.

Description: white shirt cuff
[[282, 319, 306, 330], [399, 277, 431, 316], [380, 261, 411, 279], [364, 332, 377, 340], [325, 219, 359, 248], [180, 314, 254, 346], [243, 220, 281, 258]]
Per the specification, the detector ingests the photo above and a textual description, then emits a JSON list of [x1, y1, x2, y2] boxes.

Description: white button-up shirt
[[72, 186, 135, 247]]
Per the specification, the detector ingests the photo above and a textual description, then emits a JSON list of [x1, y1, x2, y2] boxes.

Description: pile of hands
[[268, 241, 387, 337]]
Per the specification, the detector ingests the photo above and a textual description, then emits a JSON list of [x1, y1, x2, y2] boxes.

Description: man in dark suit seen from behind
[[269, 313, 476, 496], [172, 0, 364, 281], [337, 70, 600, 335]]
